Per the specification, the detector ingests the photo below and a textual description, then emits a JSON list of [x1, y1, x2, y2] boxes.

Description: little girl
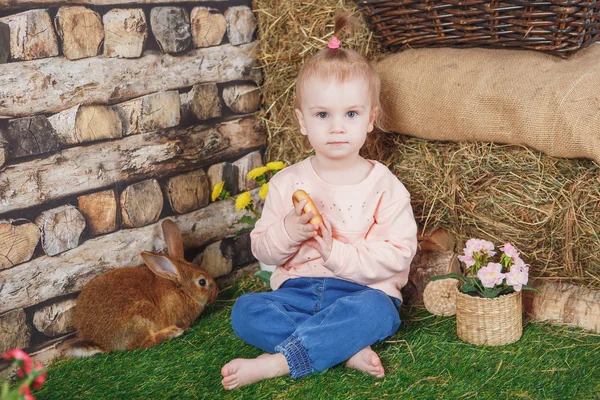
[[221, 13, 418, 390]]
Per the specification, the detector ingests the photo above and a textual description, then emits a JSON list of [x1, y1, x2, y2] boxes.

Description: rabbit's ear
[[161, 219, 184, 260], [140, 251, 182, 283]]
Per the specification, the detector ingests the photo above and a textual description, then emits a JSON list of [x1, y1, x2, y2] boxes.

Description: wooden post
[[234, 151, 263, 191], [188, 83, 222, 121], [165, 169, 210, 214], [120, 179, 164, 228], [48, 105, 123, 145], [224, 6, 257, 46], [0, 219, 40, 270], [0, 21, 9, 63], [0, 42, 260, 118], [222, 83, 261, 114], [103, 8, 147, 58], [0, 309, 31, 354], [77, 190, 118, 236], [402, 251, 460, 305], [55, 6, 104, 60], [5, 116, 60, 160], [207, 161, 239, 196], [0, 9, 59, 61], [113, 91, 181, 136], [36, 205, 86, 256], [150, 7, 191, 54], [190, 7, 226, 48]]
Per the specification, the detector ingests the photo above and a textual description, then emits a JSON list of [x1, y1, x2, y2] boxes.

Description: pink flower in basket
[[477, 262, 505, 288], [505, 264, 530, 292]]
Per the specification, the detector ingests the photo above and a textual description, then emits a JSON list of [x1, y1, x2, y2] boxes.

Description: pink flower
[[477, 262, 505, 288], [20, 385, 34, 400], [31, 362, 47, 389], [457, 253, 475, 267], [464, 238, 496, 257], [2, 349, 33, 377], [500, 242, 520, 259], [505, 264, 529, 291]]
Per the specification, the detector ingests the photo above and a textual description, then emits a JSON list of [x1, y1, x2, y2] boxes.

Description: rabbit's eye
[[199, 279, 207, 287]]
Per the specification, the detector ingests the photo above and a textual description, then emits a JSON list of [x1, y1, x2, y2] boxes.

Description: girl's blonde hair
[[295, 12, 385, 130]]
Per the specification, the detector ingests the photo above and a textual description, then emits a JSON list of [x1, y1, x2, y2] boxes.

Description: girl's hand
[[284, 199, 318, 242], [306, 214, 333, 261]]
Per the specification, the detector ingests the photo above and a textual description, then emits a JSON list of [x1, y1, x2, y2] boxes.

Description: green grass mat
[[30, 276, 600, 400]]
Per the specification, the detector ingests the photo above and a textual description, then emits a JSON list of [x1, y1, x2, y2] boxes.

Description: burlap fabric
[[375, 45, 600, 164]]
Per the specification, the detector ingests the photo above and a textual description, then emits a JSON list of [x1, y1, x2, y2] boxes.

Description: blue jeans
[[231, 277, 401, 378]]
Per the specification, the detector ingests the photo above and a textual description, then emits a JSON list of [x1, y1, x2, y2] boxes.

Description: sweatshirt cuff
[[322, 239, 347, 273], [268, 218, 302, 255]]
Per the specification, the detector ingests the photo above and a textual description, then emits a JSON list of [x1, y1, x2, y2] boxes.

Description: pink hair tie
[[328, 36, 341, 49]]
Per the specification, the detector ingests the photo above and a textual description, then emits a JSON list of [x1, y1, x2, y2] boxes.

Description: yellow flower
[[211, 181, 225, 202], [266, 161, 285, 172], [259, 183, 269, 200], [235, 191, 252, 210], [247, 166, 269, 181]]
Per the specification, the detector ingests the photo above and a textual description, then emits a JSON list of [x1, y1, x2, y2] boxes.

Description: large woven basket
[[455, 288, 523, 345], [357, 0, 600, 57]]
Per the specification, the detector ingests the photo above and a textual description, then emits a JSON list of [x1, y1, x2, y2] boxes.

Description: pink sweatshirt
[[251, 157, 418, 300]]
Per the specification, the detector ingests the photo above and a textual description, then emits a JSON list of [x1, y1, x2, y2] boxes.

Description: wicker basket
[[455, 288, 523, 345], [357, 0, 600, 57]]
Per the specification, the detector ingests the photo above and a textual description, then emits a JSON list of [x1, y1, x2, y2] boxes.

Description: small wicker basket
[[455, 288, 522, 346], [357, 0, 600, 57]]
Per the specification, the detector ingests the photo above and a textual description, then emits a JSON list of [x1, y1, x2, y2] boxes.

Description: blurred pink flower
[[505, 264, 529, 291], [464, 238, 496, 257], [457, 254, 475, 267], [500, 242, 520, 259], [20, 384, 34, 400], [477, 262, 505, 288]]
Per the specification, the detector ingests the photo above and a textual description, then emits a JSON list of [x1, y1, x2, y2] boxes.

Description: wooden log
[[55, 6, 104, 60], [5, 115, 60, 160], [32, 297, 77, 337], [150, 7, 191, 54], [0, 145, 5, 168], [524, 280, 600, 333], [0, 189, 261, 314], [0, 219, 40, 270], [0, 309, 31, 353], [222, 82, 261, 114], [190, 7, 226, 48], [234, 151, 262, 191], [0, 9, 59, 61], [0, 116, 265, 215], [0, 0, 227, 11], [231, 232, 253, 267], [120, 179, 163, 228], [192, 240, 233, 278], [48, 105, 122, 145], [103, 8, 147, 58], [0, 42, 260, 118], [113, 90, 180, 136], [417, 227, 456, 252], [401, 251, 460, 305], [0, 21, 9, 64], [77, 189, 118, 236], [207, 161, 239, 196], [36, 205, 86, 256], [224, 6, 257, 46], [165, 169, 209, 214], [189, 83, 222, 121]]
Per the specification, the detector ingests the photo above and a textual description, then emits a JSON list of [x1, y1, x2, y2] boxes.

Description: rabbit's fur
[[61, 219, 218, 358]]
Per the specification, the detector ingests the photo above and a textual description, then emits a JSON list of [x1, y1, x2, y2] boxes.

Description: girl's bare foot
[[221, 353, 289, 390], [344, 346, 385, 378]]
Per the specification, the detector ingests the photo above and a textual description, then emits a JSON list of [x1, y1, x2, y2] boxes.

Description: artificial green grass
[[31, 276, 600, 400]]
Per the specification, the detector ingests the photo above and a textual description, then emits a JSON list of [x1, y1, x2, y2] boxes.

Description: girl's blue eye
[[316, 112, 328, 118], [347, 111, 358, 118]]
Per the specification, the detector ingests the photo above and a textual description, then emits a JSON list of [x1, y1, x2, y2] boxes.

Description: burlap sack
[[375, 45, 600, 164]]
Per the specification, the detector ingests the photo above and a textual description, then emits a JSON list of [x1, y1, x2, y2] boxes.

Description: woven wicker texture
[[358, 0, 600, 57], [455, 289, 522, 345], [423, 278, 459, 316]]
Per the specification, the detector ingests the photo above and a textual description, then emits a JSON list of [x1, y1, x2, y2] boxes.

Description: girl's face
[[295, 76, 376, 162]]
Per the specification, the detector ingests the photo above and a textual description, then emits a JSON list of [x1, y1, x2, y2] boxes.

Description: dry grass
[[253, 0, 600, 287]]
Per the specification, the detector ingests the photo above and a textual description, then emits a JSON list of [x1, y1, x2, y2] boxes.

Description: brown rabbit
[[61, 219, 218, 358]]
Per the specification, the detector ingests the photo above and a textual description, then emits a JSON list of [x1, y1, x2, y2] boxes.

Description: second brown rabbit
[[61, 219, 218, 357]]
